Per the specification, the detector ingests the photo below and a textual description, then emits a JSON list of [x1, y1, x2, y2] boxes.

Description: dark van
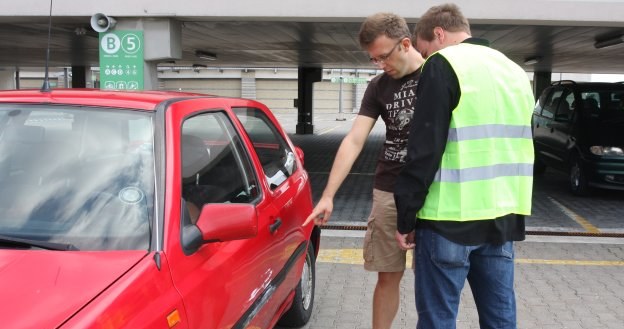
[[532, 80, 624, 195]]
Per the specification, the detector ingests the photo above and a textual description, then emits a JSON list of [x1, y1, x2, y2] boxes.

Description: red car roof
[[0, 88, 209, 110]]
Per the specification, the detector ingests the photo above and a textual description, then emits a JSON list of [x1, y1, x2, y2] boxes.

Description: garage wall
[[160, 78, 241, 97], [160, 76, 361, 116]]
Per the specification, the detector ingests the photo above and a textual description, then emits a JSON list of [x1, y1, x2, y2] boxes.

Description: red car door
[[160, 99, 298, 329], [231, 104, 315, 321]]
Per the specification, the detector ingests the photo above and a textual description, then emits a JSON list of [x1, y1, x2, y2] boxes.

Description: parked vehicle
[[532, 80, 624, 195], [0, 89, 320, 329]]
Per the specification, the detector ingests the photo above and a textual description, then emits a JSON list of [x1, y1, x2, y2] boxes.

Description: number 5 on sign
[[122, 33, 141, 55]]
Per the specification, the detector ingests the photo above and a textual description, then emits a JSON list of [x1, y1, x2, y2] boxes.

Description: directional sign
[[99, 31, 144, 90], [330, 77, 368, 84]]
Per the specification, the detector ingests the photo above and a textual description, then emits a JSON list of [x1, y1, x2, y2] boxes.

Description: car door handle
[[269, 218, 282, 233]]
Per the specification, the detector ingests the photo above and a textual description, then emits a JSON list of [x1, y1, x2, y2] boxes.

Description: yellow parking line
[[317, 249, 624, 266], [548, 197, 601, 233], [515, 259, 624, 266]]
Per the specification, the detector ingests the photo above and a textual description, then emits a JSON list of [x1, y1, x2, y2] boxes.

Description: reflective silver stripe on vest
[[434, 163, 533, 183], [447, 124, 532, 142]]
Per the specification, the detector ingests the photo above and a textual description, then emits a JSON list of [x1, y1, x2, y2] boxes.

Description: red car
[[0, 89, 320, 329]]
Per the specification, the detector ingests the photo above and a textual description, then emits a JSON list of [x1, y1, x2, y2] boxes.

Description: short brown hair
[[414, 3, 471, 42], [358, 12, 411, 49]]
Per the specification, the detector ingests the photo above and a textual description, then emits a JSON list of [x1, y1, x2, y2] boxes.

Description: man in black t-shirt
[[303, 12, 424, 329]]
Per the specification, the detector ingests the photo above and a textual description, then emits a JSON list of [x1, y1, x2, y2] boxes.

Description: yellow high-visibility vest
[[418, 43, 535, 221]]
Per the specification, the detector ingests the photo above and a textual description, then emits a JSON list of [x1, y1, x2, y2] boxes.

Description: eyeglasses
[[369, 40, 402, 65]]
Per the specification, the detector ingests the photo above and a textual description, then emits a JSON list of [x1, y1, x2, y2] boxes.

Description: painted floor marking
[[317, 117, 355, 135], [307, 172, 374, 176], [317, 249, 624, 266], [548, 197, 601, 233]]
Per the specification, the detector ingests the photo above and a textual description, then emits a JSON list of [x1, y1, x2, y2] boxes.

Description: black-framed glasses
[[369, 40, 403, 65]]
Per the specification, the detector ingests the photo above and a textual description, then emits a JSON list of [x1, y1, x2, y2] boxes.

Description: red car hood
[[0, 250, 147, 328]]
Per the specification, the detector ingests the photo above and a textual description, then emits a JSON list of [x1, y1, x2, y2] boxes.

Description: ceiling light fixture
[[195, 50, 217, 61], [523, 56, 541, 66], [594, 35, 624, 49]]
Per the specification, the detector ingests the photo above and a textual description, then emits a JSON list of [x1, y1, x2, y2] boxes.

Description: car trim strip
[[447, 124, 532, 142], [232, 241, 308, 329], [433, 163, 534, 183]]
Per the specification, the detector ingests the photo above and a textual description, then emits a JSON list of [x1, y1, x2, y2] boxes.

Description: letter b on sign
[[101, 33, 121, 55]]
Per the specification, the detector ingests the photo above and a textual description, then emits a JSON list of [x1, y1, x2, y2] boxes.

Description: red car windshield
[[0, 105, 154, 251]]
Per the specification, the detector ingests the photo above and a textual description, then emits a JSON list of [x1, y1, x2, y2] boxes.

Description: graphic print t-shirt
[[358, 70, 420, 192]]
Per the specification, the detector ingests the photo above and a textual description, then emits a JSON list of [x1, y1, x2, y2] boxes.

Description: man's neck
[[445, 31, 471, 47], [406, 49, 425, 73]]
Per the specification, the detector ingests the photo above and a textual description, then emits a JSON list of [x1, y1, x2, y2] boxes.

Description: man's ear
[[400, 37, 412, 51], [433, 26, 445, 42]]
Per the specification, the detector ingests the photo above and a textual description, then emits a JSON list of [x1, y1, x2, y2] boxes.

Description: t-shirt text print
[[383, 78, 418, 163]]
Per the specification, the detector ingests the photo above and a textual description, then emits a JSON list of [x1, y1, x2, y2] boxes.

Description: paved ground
[[274, 111, 624, 329], [300, 231, 624, 329]]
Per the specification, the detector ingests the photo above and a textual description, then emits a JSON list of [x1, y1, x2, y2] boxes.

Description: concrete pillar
[[296, 67, 322, 134], [71, 66, 86, 88], [66, 66, 94, 88], [111, 18, 182, 91], [533, 71, 552, 100], [0, 69, 16, 90], [143, 62, 159, 91]]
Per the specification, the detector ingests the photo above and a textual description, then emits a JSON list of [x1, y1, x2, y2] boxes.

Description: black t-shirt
[[359, 69, 421, 192]]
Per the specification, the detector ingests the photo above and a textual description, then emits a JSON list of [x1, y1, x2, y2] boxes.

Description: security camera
[[90, 13, 117, 33]]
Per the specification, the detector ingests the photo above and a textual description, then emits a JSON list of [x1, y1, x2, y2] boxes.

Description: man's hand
[[395, 230, 415, 250], [302, 196, 333, 226]]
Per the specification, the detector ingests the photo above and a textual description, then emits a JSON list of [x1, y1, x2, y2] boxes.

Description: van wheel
[[278, 242, 315, 327], [569, 156, 590, 196]]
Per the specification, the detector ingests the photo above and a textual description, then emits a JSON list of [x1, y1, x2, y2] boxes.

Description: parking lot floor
[[274, 111, 624, 329], [290, 230, 624, 329]]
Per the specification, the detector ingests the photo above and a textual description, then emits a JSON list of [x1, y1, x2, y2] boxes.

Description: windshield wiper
[[0, 234, 78, 251]]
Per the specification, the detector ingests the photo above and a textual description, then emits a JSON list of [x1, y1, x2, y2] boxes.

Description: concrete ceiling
[[1, 17, 623, 74]]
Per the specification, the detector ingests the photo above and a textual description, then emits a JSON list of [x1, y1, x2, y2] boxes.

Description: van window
[[581, 92, 601, 117], [541, 89, 564, 119]]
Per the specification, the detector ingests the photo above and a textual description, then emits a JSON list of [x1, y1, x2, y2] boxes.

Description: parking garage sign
[[99, 31, 144, 90]]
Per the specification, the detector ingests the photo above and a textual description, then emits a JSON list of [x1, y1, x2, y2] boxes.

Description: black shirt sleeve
[[394, 54, 460, 234]]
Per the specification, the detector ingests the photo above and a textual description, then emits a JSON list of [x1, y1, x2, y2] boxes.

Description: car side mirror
[[182, 203, 258, 254], [197, 203, 258, 242], [284, 151, 296, 175], [295, 146, 305, 167]]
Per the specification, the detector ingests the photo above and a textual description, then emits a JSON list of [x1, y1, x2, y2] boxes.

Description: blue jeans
[[413, 228, 517, 329]]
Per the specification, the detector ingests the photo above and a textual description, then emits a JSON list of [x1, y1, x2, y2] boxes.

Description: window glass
[[534, 88, 549, 116], [554, 89, 574, 121], [612, 92, 624, 111], [541, 89, 563, 119], [0, 105, 154, 251], [581, 92, 601, 117], [602, 91, 624, 120], [233, 107, 296, 189], [181, 111, 259, 222]]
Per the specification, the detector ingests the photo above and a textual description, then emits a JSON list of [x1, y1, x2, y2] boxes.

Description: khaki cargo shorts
[[363, 188, 407, 272]]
